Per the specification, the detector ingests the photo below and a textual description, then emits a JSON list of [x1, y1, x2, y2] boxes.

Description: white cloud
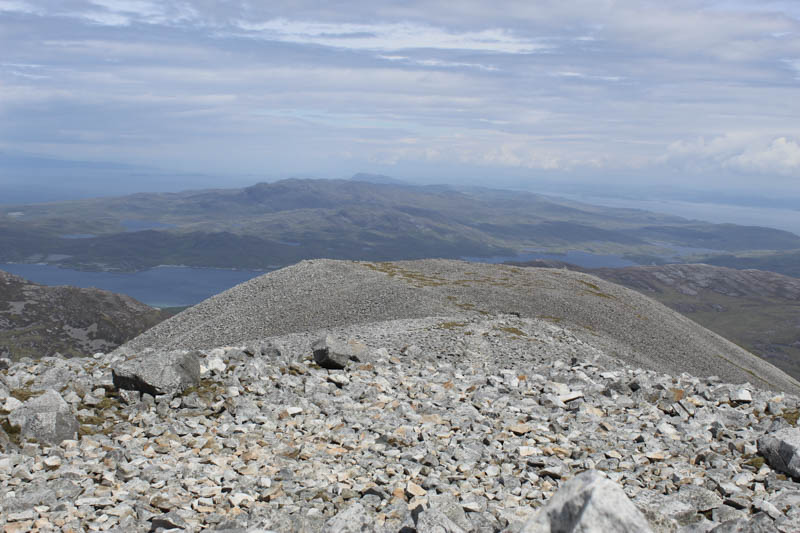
[[234, 18, 547, 54], [80, 10, 130, 26], [378, 55, 498, 71], [0, 0, 40, 14], [551, 71, 623, 82], [730, 137, 800, 174], [666, 133, 800, 176], [784, 59, 800, 78]]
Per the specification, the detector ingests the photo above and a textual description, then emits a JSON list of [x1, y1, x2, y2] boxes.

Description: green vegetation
[[3, 178, 799, 273], [497, 326, 527, 337]]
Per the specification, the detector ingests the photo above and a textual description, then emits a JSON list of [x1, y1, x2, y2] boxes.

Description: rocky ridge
[[126, 259, 800, 395], [1, 314, 800, 531], [508, 261, 800, 382], [0, 269, 170, 361]]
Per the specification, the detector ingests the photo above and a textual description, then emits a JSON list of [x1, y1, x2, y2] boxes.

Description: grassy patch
[[437, 321, 467, 330], [579, 280, 602, 291], [1, 418, 21, 446], [10, 388, 44, 402], [180, 378, 224, 401], [497, 326, 527, 337], [781, 409, 799, 426], [745, 456, 766, 469]]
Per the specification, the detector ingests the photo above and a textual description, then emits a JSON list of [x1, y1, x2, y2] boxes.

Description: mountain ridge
[[0, 269, 171, 360], [123, 258, 800, 395], [3, 178, 799, 274]]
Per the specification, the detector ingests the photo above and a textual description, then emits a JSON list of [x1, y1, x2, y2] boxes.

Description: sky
[[1, 0, 800, 196]]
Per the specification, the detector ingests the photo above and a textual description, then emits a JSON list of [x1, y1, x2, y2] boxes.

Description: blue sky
[[1, 0, 800, 194]]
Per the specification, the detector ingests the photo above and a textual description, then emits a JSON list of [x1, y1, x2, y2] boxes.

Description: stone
[[7, 390, 78, 445], [758, 428, 800, 480], [415, 507, 469, 533], [519, 470, 654, 533], [312, 335, 366, 370], [709, 516, 780, 532], [3, 396, 23, 412], [322, 502, 372, 532], [150, 511, 189, 531], [112, 350, 201, 396], [732, 388, 753, 403]]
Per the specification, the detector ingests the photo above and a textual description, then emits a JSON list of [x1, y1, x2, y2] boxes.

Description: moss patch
[[437, 321, 467, 330], [745, 456, 766, 469], [781, 409, 799, 426], [497, 326, 527, 337], [10, 388, 44, 402]]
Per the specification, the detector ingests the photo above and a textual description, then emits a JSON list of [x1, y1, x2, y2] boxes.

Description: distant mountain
[[0, 270, 173, 360], [350, 172, 408, 185], [699, 250, 800, 279], [509, 261, 800, 380], [2, 178, 800, 273]]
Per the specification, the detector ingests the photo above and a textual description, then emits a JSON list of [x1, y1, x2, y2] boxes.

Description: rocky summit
[[1, 260, 800, 532]]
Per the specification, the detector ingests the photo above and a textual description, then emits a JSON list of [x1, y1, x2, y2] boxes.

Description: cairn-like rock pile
[[1, 314, 800, 532]]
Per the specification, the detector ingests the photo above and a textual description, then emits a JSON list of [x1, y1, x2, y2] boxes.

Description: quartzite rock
[[112, 350, 201, 396], [758, 428, 800, 480], [519, 470, 654, 533], [312, 335, 365, 370], [6, 389, 78, 445]]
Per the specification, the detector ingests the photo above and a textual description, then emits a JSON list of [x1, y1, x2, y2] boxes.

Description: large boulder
[[322, 502, 372, 532], [757, 427, 800, 480], [112, 350, 201, 396], [312, 335, 366, 370], [519, 470, 654, 533], [7, 389, 79, 445]]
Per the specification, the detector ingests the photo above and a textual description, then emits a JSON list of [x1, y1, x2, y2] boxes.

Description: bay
[[0, 264, 269, 308]]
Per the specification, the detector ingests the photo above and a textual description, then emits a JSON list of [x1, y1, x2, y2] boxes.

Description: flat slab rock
[[758, 428, 800, 480], [112, 350, 201, 396]]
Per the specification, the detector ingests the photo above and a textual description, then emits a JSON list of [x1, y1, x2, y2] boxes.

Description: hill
[[125, 259, 800, 395], [3, 178, 800, 272], [0, 270, 172, 360], [1, 258, 799, 531], [508, 262, 800, 381]]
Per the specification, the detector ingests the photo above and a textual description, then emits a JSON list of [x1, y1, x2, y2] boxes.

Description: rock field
[[127, 260, 800, 395], [1, 312, 800, 532]]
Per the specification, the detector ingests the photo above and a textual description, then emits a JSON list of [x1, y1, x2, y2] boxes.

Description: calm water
[[0, 264, 269, 308], [462, 250, 638, 268], [560, 195, 800, 236]]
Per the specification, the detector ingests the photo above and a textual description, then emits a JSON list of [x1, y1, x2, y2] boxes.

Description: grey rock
[[312, 335, 365, 370], [758, 428, 800, 480], [415, 507, 469, 533], [150, 511, 189, 532], [710, 515, 780, 532], [112, 350, 201, 396], [519, 470, 654, 533], [7, 389, 78, 445], [323, 502, 373, 532]]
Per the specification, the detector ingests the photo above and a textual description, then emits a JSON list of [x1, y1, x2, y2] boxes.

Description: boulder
[[7, 389, 79, 445], [415, 507, 469, 533], [322, 502, 372, 532], [519, 470, 654, 533], [312, 335, 366, 370], [757, 427, 800, 480], [112, 350, 201, 396]]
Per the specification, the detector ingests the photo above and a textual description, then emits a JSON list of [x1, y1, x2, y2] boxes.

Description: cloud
[[233, 19, 547, 54], [666, 134, 800, 176], [0, 0, 40, 14]]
